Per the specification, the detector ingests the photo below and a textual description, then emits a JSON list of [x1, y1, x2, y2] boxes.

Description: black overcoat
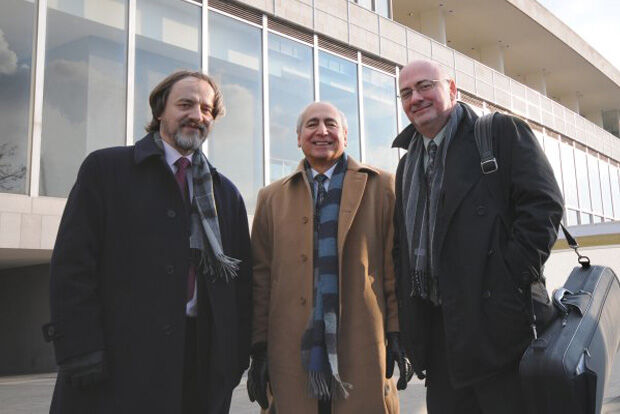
[[392, 103, 564, 387], [47, 134, 252, 413]]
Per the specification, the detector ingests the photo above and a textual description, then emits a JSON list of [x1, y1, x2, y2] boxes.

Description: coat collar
[[133, 132, 221, 181], [282, 155, 379, 185]]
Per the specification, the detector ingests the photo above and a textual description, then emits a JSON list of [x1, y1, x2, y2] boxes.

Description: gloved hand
[[386, 332, 414, 390], [247, 342, 269, 409], [59, 350, 108, 389]]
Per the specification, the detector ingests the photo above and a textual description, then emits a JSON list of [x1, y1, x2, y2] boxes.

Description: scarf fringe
[[307, 372, 352, 401], [199, 251, 241, 283]]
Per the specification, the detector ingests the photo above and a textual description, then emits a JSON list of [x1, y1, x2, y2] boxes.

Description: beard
[[168, 120, 209, 152]]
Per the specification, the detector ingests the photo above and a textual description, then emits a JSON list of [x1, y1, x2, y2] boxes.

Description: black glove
[[247, 342, 269, 409], [59, 350, 108, 389], [386, 332, 414, 390]]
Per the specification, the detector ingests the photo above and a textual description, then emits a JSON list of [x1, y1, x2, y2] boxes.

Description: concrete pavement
[[2, 359, 620, 413]]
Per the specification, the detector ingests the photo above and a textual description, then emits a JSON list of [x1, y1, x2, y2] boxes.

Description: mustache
[[180, 119, 207, 133]]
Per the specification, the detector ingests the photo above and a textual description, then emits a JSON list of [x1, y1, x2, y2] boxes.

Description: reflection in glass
[[134, 0, 200, 141], [375, 0, 390, 18], [560, 142, 578, 208], [319, 51, 360, 160], [269, 34, 313, 181], [574, 148, 591, 213], [587, 153, 603, 215], [208, 12, 262, 213], [580, 212, 591, 225], [610, 166, 620, 219], [0, 0, 34, 194], [599, 159, 613, 218], [543, 136, 562, 195], [566, 209, 579, 226], [41, 0, 127, 197], [362, 67, 398, 172]]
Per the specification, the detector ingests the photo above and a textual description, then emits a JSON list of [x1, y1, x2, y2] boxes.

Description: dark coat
[[47, 134, 252, 413], [392, 103, 564, 387]]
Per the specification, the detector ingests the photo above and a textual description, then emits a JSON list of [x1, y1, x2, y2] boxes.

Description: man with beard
[[44, 71, 252, 414]]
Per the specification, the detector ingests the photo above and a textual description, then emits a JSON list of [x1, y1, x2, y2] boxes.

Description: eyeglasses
[[399, 79, 448, 101]]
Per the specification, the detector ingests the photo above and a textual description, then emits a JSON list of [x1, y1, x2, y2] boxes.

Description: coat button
[[482, 290, 491, 299], [166, 265, 175, 275], [167, 209, 176, 218], [487, 249, 494, 256], [302, 216, 309, 224], [476, 205, 486, 216], [301, 254, 308, 262], [300, 297, 306, 305]]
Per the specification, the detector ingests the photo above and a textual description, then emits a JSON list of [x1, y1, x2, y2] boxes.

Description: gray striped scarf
[[153, 133, 240, 283], [300, 154, 352, 401], [402, 104, 463, 303]]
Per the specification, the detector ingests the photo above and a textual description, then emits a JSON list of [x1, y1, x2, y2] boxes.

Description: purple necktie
[[174, 158, 195, 302]]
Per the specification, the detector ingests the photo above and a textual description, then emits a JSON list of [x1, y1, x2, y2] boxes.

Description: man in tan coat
[[247, 102, 411, 414]]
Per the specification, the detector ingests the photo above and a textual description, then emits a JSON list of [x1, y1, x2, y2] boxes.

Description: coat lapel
[[433, 114, 481, 258], [338, 157, 375, 256]]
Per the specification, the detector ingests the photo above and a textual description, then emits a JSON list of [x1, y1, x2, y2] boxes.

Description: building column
[[603, 109, 620, 137], [420, 8, 446, 45], [524, 70, 547, 95], [585, 111, 604, 127], [480, 44, 505, 73], [559, 93, 580, 114]]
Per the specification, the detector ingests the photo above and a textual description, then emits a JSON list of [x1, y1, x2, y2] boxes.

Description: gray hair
[[296, 102, 348, 135]]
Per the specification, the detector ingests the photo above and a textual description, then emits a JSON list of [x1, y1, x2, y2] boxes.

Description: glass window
[[610, 165, 620, 219], [362, 67, 398, 172], [133, 0, 200, 141], [560, 142, 578, 208], [375, 0, 390, 18], [41, 0, 127, 197], [533, 129, 544, 151], [574, 148, 591, 213], [593, 215, 603, 224], [580, 212, 591, 225], [268, 33, 313, 181], [599, 159, 613, 218], [0, 0, 34, 194], [543, 135, 562, 195], [566, 209, 579, 226], [587, 153, 603, 215], [208, 12, 262, 213], [319, 51, 360, 160]]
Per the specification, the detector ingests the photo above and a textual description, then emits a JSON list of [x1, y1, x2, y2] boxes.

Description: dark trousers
[[426, 307, 526, 414]]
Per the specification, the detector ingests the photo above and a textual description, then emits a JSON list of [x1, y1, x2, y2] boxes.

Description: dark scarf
[[300, 154, 352, 400], [402, 104, 463, 303], [153, 133, 240, 283]]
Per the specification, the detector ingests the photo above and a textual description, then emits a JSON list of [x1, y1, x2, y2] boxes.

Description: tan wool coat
[[251, 156, 400, 414]]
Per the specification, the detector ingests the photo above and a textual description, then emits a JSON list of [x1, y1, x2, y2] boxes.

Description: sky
[[537, 0, 620, 70]]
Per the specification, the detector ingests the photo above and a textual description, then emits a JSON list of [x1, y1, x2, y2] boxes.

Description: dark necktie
[[174, 158, 195, 302], [425, 140, 438, 184], [314, 174, 328, 230]]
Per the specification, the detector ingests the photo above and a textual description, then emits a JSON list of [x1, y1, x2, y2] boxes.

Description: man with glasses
[[392, 59, 563, 412]]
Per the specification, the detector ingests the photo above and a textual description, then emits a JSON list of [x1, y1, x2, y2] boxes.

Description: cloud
[[0, 29, 18, 75]]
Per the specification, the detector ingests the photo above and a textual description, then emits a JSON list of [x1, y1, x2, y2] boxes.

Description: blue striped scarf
[[301, 154, 352, 400]]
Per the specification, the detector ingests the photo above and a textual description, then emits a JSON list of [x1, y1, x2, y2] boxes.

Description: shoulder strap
[[474, 112, 499, 174]]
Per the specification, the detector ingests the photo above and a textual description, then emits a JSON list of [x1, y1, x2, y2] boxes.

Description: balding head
[[296, 101, 348, 173], [399, 59, 457, 138]]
